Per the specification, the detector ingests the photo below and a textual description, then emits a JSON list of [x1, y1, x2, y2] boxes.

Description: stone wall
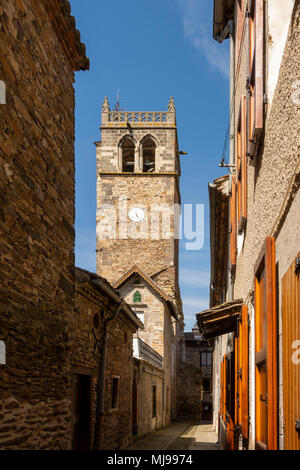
[[96, 113, 182, 310], [177, 361, 202, 421], [74, 269, 140, 450], [133, 360, 165, 438], [0, 0, 88, 449], [97, 174, 179, 287], [119, 277, 172, 427]]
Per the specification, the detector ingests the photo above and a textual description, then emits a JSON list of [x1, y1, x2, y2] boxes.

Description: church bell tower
[[95, 97, 182, 311]]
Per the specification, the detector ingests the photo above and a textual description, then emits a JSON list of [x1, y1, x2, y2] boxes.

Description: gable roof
[[113, 265, 178, 319], [75, 267, 143, 330]]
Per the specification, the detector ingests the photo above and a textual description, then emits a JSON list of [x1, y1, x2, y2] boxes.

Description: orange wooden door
[[236, 305, 249, 441], [254, 237, 277, 450], [282, 254, 300, 450], [226, 351, 236, 450], [255, 266, 268, 449]]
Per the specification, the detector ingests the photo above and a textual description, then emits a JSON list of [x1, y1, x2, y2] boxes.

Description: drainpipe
[[217, 20, 235, 302], [94, 300, 126, 450]]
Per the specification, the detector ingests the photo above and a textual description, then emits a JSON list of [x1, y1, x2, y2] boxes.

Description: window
[[111, 377, 119, 410], [152, 385, 157, 418], [237, 96, 247, 233], [200, 352, 212, 367], [121, 136, 135, 172], [248, 0, 265, 158], [133, 291, 142, 303], [141, 136, 156, 173]]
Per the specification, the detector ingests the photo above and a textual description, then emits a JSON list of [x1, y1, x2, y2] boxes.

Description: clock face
[[129, 208, 145, 222]]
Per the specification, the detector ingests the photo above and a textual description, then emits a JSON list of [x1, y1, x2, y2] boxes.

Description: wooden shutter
[[254, 236, 277, 450], [220, 359, 224, 420], [222, 356, 227, 423], [237, 96, 247, 233], [236, 0, 245, 70], [249, 0, 265, 158], [236, 305, 249, 440], [230, 176, 237, 268], [241, 305, 249, 438], [282, 254, 300, 450]]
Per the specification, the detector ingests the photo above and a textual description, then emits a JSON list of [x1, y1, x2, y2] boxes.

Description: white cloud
[[177, 0, 229, 78], [180, 267, 210, 288], [183, 296, 208, 311]]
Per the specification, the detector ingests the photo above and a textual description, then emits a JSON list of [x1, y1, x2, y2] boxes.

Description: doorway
[[72, 373, 92, 450]]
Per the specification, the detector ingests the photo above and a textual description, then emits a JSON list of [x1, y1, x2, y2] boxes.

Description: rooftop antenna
[[114, 89, 124, 111]]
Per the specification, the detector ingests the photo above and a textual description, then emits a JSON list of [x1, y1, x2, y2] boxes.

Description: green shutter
[[133, 291, 142, 303]]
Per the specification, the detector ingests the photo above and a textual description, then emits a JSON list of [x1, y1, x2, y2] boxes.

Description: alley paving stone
[[127, 422, 219, 451]]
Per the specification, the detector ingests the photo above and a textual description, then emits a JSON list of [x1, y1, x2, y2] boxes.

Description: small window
[[152, 385, 157, 418], [111, 377, 119, 410], [133, 291, 142, 303], [200, 352, 212, 366]]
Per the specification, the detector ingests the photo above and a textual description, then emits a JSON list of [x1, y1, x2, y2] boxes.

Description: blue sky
[[71, 0, 230, 331]]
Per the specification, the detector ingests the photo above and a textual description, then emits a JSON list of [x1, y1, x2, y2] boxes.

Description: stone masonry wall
[[177, 361, 202, 421], [120, 279, 172, 427], [134, 361, 164, 438], [96, 123, 181, 307], [0, 0, 80, 449], [74, 278, 137, 451]]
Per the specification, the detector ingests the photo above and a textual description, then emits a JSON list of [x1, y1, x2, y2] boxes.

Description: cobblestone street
[[128, 422, 219, 451]]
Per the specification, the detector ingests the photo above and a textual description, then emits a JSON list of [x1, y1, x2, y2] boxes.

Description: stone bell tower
[[95, 97, 182, 310]]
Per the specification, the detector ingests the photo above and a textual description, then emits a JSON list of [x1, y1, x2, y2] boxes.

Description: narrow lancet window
[[121, 136, 135, 172], [141, 136, 156, 173]]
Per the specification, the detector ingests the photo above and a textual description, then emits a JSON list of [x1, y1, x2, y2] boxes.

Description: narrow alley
[[128, 423, 219, 451]]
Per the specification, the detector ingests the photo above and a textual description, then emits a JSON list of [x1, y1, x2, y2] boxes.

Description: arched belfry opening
[[141, 136, 156, 173], [121, 136, 135, 172]]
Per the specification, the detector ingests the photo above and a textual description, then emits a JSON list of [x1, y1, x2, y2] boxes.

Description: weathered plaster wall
[[267, 0, 295, 109], [234, 2, 300, 450]]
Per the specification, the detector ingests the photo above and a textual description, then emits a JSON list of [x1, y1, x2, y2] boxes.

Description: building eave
[[75, 267, 143, 330], [114, 265, 178, 320], [196, 299, 243, 339], [209, 175, 229, 307], [213, 0, 235, 41]]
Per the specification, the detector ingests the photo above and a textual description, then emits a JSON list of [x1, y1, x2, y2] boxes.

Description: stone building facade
[[96, 99, 184, 428], [132, 338, 165, 437], [114, 266, 176, 433], [178, 326, 214, 422], [74, 268, 142, 450], [0, 0, 89, 449], [198, 0, 300, 451]]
